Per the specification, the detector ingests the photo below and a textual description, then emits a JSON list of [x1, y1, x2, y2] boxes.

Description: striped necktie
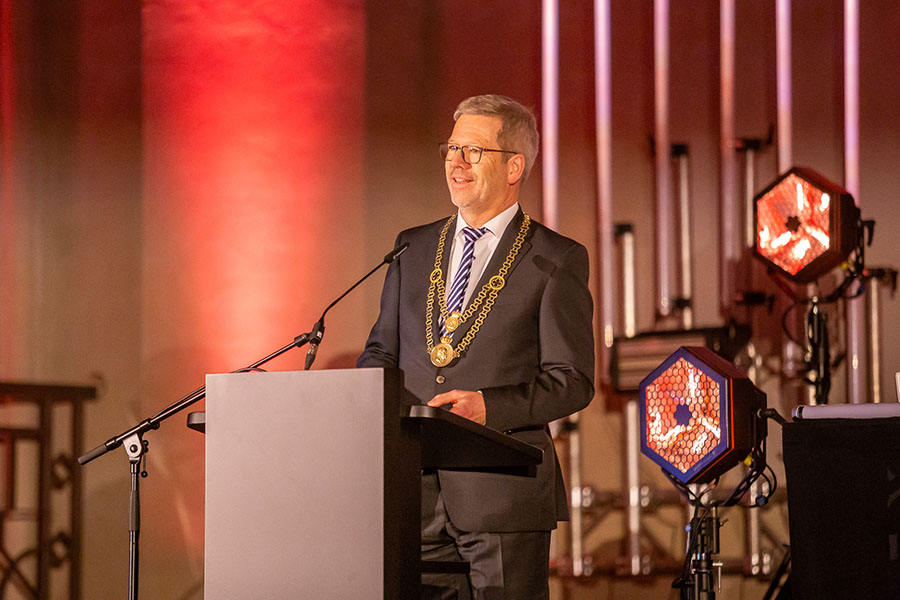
[[442, 226, 488, 336]]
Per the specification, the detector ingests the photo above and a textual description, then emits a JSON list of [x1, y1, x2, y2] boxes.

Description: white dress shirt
[[446, 203, 519, 309]]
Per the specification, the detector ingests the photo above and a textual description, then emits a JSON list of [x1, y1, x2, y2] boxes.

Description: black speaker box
[[783, 418, 900, 599]]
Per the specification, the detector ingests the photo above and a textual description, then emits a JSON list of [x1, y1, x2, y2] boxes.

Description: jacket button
[[435, 375, 446, 384]]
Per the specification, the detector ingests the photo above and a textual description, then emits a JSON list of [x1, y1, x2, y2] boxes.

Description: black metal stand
[[669, 410, 778, 600], [686, 508, 721, 600], [805, 298, 830, 404], [123, 433, 146, 600]]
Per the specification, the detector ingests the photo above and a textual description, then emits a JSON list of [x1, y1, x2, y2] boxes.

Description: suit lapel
[[430, 216, 455, 341]]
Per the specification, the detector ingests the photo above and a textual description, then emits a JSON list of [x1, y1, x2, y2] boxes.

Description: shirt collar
[[454, 203, 519, 240]]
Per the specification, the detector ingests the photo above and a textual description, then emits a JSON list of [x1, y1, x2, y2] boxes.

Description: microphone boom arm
[[78, 240, 408, 465]]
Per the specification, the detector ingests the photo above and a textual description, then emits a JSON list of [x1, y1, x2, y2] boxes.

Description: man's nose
[[449, 148, 470, 168]]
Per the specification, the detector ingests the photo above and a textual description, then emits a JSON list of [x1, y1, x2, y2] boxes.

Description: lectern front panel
[[205, 369, 392, 599]]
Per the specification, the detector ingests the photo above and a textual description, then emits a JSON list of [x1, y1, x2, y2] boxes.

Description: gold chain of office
[[425, 213, 530, 367]]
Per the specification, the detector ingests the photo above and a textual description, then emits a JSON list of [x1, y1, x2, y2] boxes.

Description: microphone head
[[384, 242, 410, 263]]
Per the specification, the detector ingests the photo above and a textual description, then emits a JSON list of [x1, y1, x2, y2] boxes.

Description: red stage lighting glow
[[639, 347, 766, 485], [754, 167, 860, 283]]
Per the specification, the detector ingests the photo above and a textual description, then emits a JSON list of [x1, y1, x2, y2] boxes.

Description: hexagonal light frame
[[753, 167, 860, 283], [639, 347, 766, 484]]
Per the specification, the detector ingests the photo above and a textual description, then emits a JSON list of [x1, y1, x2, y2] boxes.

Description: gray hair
[[453, 94, 539, 182]]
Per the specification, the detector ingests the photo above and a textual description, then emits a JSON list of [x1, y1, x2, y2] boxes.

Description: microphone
[[305, 318, 324, 370], [384, 242, 409, 263], [304, 241, 409, 370]]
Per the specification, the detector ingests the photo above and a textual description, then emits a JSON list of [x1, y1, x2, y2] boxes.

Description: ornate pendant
[[430, 341, 456, 367], [444, 311, 462, 332]]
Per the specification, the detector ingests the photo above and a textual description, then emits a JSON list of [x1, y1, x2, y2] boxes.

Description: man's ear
[[507, 154, 525, 185]]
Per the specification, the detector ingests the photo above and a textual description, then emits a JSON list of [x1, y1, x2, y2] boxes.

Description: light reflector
[[754, 167, 859, 283], [639, 347, 766, 484]]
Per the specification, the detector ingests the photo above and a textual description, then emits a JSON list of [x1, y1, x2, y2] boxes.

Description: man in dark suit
[[358, 94, 594, 599]]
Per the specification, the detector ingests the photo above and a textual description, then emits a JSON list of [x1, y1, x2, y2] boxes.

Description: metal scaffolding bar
[[654, 0, 673, 320], [542, 0, 559, 231], [674, 148, 693, 329], [776, 0, 792, 173], [720, 0, 738, 320], [844, 0, 868, 404], [595, 0, 615, 366]]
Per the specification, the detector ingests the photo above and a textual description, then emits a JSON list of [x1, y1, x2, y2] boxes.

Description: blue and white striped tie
[[442, 226, 487, 336]]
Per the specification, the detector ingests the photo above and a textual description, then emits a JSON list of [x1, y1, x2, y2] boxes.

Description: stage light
[[754, 167, 860, 283], [610, 325, 751, 395], [639, 346, 766, 485]]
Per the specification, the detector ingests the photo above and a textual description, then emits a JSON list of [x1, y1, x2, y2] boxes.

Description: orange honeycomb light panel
[[643, 358, 722, 475], [639, 347, 766, 484], [753, 167, 859, 283]]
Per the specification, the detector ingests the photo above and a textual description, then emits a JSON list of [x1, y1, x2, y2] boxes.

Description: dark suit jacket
[[358, 208, 594, 532]]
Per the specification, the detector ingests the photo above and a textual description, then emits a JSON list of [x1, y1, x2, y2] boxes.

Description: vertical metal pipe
[[619, 222, 640, 572], [747, 479, 769, 576], [844, 0, 867, 404], [676, 150, 693, 329], [567, 414, 584, 576], [776, 0, 792, 173], [620, 226, 637, 338], [775, 0, 810, 404], [654, 0, 673, 320], [542, 0, 579, 579], [596, 0, 615, 361], [38, 400, 51, 598], [720, 0, 738, 320], [72, 400, 86, 600], [868, 277, 883, 403], [744, 148, 757, 248], [844, 0, 860, 198], [625, 399, 643, 575], [542, 0, 559, 231], [744, 343, 766, 576]]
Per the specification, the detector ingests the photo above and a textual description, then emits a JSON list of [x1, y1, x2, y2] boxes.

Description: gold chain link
[[425, 214, 531, 361]]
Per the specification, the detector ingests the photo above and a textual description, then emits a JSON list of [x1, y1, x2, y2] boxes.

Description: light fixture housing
[[754, 167, 860, 283], [639, 346, 766, 485]]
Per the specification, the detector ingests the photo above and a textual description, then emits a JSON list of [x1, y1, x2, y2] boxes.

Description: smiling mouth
[[450, 173, 473, 184]]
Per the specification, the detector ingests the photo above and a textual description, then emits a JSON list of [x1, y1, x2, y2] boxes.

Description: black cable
[[780, 300, 807, 348]]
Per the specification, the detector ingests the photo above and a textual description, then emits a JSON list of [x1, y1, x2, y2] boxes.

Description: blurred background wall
[[1, 1, 898, 598]]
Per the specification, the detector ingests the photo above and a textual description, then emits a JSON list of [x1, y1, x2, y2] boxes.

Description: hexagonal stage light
[[754, 167, 860, 283], [639, 346, 766, 485]]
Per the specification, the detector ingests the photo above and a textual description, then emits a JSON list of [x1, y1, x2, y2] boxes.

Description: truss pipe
[[675, 149, 693, 329], [844, 0, 867, 404], [654, 0, 673, 320], [541, 0, 559, 231], [625, 399, 643, 575], [868, 277, 883, 403], [720, 0, 738, 319]]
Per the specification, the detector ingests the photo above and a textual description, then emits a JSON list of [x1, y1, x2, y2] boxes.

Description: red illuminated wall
[[0, 0, 16, 376], [139, 1, 366, 596]]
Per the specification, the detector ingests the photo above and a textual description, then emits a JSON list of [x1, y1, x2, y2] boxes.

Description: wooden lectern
[[201, 368, 541, 599]]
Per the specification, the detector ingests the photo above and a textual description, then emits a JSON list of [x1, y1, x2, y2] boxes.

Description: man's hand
[[427, 390, 486, 425]]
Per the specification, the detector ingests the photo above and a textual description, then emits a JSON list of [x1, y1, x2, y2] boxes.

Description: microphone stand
[[78, 242, 408, 600]]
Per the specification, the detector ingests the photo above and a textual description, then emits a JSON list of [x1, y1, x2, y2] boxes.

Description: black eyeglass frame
[[438, 142, 520, 165]]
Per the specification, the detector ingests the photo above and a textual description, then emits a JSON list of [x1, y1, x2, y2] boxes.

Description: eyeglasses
[[439, 142, 519, 165]]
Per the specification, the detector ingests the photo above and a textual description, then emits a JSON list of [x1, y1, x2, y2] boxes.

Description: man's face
[[444, 114, 512, 218]]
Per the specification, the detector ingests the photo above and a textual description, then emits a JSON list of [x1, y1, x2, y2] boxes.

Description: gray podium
[[202, 367, 541, 599]]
